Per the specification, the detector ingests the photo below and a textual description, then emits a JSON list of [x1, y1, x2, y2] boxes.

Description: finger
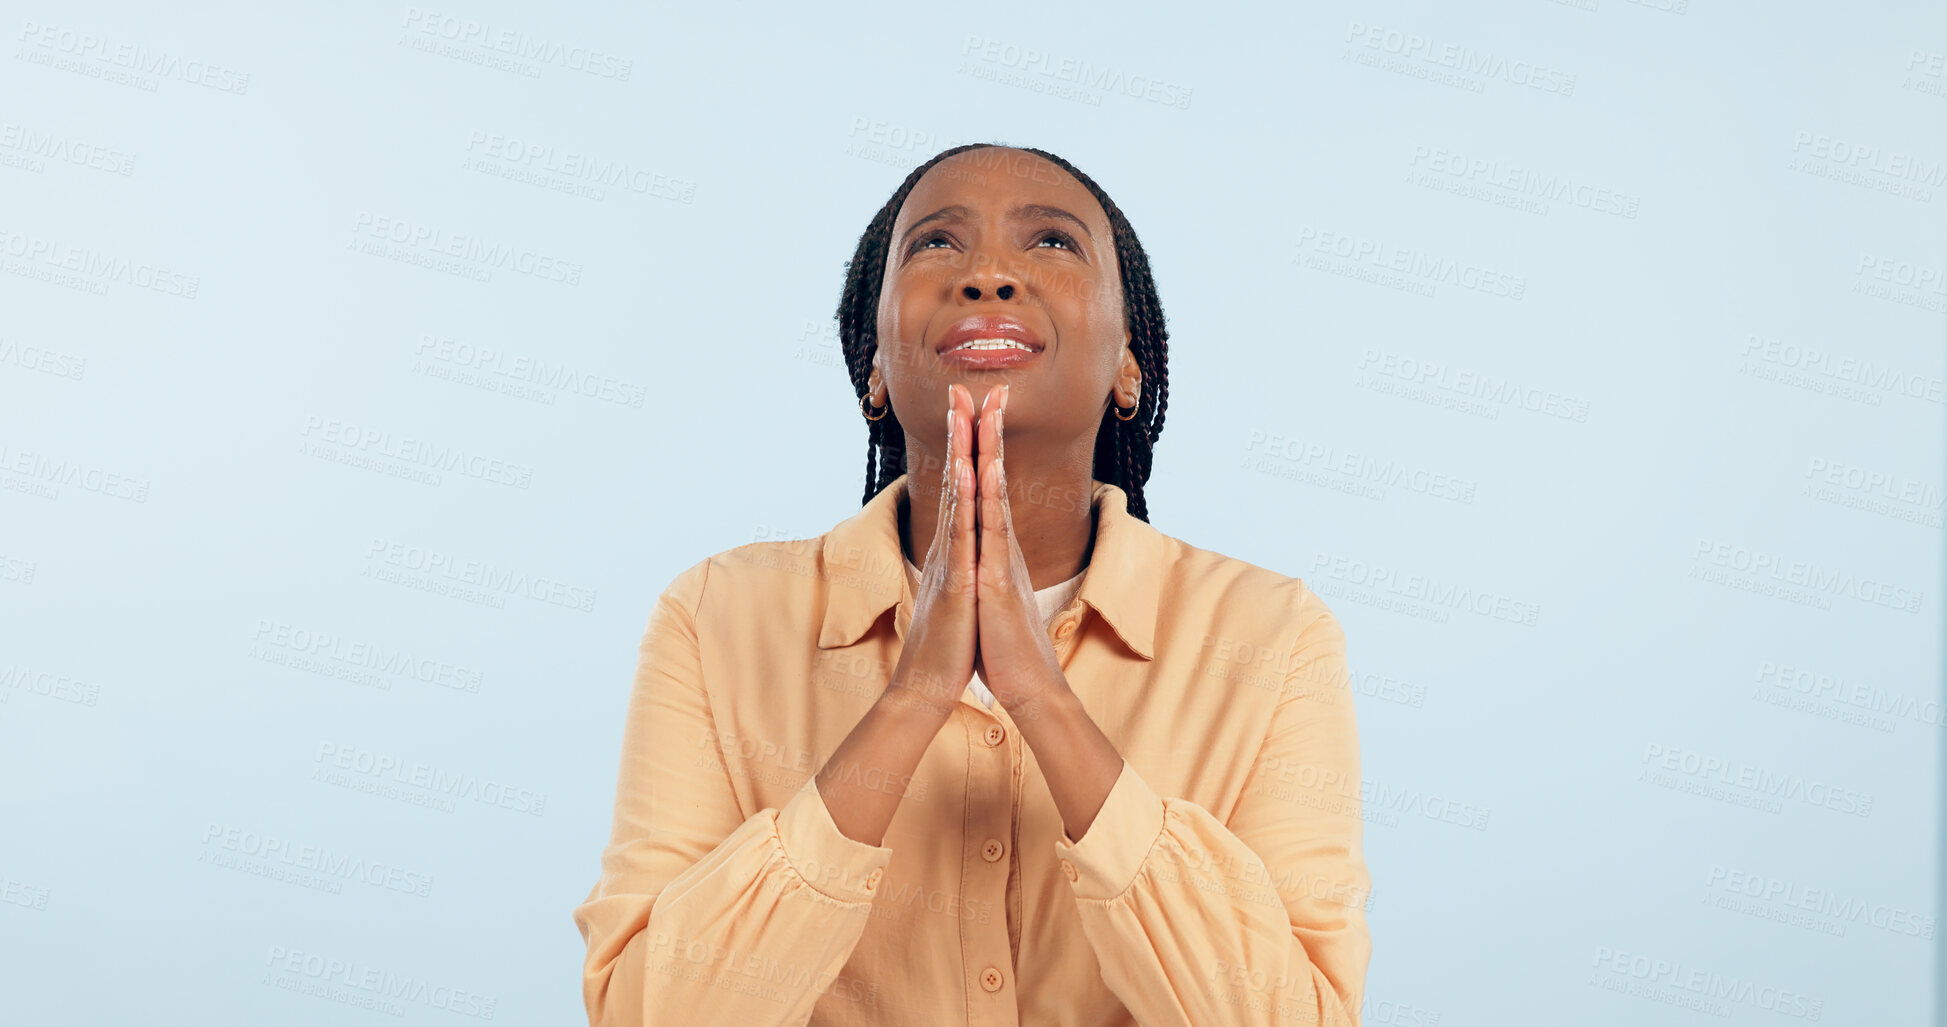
[[953, 440, 976, 598], [982, 445, 1006, 567], [994, 383, 1008, 469], [993, 386, 1020, 547], [997, 448, 1031, 583], [981, 407, 1030, 590], [973, 385, 989, 561], [927, 385, 957, 567], [954, 384, 975, 468], [975, 385, 1003, 543], [928, 385, 973, 582], [950, 385, 977, 597]]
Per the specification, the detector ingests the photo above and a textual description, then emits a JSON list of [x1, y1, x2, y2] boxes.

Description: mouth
[[935, 314, 1045, 370]]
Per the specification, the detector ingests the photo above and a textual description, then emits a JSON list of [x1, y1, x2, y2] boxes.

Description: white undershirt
[[903, 557, 1087, 708]]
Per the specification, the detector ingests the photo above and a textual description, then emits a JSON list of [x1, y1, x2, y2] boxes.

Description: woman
[[572, 143, 1371, 1026]]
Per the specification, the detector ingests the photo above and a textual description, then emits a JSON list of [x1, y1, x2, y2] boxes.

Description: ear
[[1112, 345, 1142, 410], [867, 355, 887, 404]]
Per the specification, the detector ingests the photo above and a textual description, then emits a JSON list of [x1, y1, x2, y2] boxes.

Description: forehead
[[895, 147, 1109, 234]]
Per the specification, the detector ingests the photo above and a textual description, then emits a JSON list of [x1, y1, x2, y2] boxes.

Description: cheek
[[876, 289, 939, 390], [1087, 278, 1124, 323], [882, 300, 924, 356], [1056, 292, 1123, 361], [880, 271, 937, 345], [1058, 269, 1120, 326]]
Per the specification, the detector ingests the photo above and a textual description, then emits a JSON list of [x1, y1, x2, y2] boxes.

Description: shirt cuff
[[775, 772, 895, 904], [1053, 759, 1167, 901]]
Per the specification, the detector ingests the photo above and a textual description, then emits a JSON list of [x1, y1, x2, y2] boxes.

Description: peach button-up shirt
[[572, 474, 1372, 1026]]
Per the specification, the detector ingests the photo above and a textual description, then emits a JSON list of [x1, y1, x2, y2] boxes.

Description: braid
[[834, 144, 1171, 521]]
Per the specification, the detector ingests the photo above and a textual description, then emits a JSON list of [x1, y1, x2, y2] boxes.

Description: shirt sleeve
[[1052, 589, 1372, 1027], [571, 557, 895, 1027]]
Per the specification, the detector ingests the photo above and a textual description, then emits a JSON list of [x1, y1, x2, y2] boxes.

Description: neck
[[900, 442, 1098, 591]]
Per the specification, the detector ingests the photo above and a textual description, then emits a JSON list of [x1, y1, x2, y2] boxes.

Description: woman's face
[[875, 146, 1137, 457]]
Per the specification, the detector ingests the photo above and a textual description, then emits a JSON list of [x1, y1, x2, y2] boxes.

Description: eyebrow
[[900, 202, 1095, 249]]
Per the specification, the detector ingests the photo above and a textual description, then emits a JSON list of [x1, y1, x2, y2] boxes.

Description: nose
[[962, 283, 1015, 300], [952, 245, 1025, 303]]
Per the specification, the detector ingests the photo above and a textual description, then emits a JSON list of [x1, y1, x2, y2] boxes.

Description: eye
[[910, 230, 953, 254], [1036, 230, 1079, 251]]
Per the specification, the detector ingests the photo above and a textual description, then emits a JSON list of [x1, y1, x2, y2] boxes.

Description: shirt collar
[[816, 473, 1165, 660]]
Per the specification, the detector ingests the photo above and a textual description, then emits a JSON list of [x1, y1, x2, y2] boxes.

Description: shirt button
[[1053, 618, 1077, 640], [864, 868, 883, 891], [981, 838, 1005, 862], [980, 966, 1005, 992], [1061, 859, 1078, 882], [983, 724, 1006, 746]]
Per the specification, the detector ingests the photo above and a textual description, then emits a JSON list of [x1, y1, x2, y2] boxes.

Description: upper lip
[[935, 314, 1045, 354]]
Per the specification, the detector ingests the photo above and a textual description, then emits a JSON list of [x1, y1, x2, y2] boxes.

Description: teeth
[[950, 338, 1033, 352]]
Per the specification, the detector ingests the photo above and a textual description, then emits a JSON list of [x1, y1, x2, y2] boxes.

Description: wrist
[[879, 675, 960, 722], [998, 667, 1073, 725]]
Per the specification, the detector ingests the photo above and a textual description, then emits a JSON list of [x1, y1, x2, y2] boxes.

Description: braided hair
[[836, 143, 1171, 522]]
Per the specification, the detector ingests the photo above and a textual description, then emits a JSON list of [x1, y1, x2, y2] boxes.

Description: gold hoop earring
[[1113, 396, 1138, 421], [860, 393, 890, 421]]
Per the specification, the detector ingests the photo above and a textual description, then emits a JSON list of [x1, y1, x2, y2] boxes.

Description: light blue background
[[1, 1, 1941, 1024]]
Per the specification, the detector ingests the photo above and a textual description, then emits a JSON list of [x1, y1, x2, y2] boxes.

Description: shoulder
[[651, 530, 863, 620], [1152, 528, 1345, 655]]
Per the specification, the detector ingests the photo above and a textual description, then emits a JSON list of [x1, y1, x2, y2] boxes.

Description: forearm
[[1011, 682, 1123, 842], [578, 552, 898, 1025], [1049, 612, 1372, 1027], [1056, 782, 1368, 1027], [578, 802, 887, 1027], [816, 682, 954, 846]]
